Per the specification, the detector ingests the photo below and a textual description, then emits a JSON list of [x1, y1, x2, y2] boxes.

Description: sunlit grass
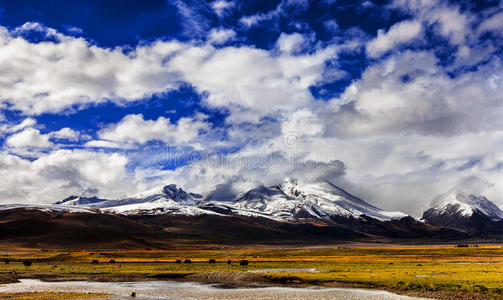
[[1, 245, 502, 297]]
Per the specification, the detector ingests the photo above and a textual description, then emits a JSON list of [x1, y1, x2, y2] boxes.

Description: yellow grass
[[0, 245, 502, 298]]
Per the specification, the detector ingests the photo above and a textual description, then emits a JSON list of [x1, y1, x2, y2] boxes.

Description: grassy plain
[[0, 245, 502, 299]]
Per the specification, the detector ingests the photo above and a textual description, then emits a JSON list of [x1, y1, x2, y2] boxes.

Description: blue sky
[[0, 0, 503, 215]]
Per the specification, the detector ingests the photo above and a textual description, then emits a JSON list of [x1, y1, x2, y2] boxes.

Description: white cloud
[[0, 22, 342, 125], [366, 20, 422, 58], [48, 127, 83, 142], [478, 12, 503, 36], [6, 128, 53, 148], [239, 0, 309, 28], [329, 50, 503, 137], [97, 114, 209, 145], [211, 0, 234, 17], [281, 109, 323, 137], [207, 28, 236, 45], [167, 43, 343, 123], [0, 25, 186, 114], [428, 7, 469, 45], [0, 118, 37, 136], [390, 0, 470, 46], [0, 150, 130, 203], [276, 32, 306, 54], [84, 140, 126, 149]]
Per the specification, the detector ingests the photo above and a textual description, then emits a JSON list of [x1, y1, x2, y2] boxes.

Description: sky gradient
[[0, 0, 502, 216]]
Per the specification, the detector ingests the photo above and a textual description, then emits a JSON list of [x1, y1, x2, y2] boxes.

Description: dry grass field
[[0, 244, 502, 299]]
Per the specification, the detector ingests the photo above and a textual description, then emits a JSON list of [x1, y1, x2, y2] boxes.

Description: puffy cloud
[[211, 0, 234, 17], [328, 50, 503, 137], [281, 109, 323, 137], [49, 127, 86, 142], [207, 28, 236, 45], [0, 118, 37, 136], [276, 32, 307, 54], [0, 22, 341, 125], [477, 12, 503, 36], [97, 114, 209, 145], [0, 149, 130, 203], [428, 7, 469, 45], [6, 128, 53, 148], [390, 0, 470, 46], [167, 43, 341, 123], [0, 24, 185, 114], [366, 20, 422, 58]]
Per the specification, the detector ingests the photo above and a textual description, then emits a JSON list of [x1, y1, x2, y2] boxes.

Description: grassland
[[0, 245, 502, 299]]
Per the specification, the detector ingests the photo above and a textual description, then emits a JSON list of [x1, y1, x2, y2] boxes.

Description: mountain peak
[[162, 184, 189, 200], [232, 178, 407, 221], [54, 195, 107, 206], [430, 192, 503, 221]]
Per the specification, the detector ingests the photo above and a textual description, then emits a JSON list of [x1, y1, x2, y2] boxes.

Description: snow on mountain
[[52, 184, 213, 216], [55, 195, 108, 206], [50, 179, 408, 222], [423, 192, 503, 221], [212, 178, 407, 221]]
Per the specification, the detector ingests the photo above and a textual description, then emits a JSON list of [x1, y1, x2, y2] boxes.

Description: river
[[0, 279, 431, 299]]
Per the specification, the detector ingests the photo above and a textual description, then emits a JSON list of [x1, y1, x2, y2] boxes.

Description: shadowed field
[[0, 245, 502, 299]]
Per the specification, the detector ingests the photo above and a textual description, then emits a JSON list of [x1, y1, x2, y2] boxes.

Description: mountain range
[[0, 178, 502, 249]]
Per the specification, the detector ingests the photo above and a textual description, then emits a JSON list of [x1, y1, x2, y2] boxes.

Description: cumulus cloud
[[390, 0, 470, 46], [328, 50, 503, 137], [281, 109, 323, 137], [49, 127, 86, 142], [0, 118, 37, 136], [276, 32, 307, 54], [97, 114, 209, 145], [0, 22, 342, 125], [0, 24, 185, 114], [6, 128, 53, 148], [207, 28, 236, 45], [366, 20, 422, 58], [167, 42, 342, 123], [0, 150, 130, 203]]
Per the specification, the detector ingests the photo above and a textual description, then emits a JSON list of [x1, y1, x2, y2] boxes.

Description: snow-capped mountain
[[202, 178, 407, 222], [423, 192, 503, 221], [50, 179, 408, 222], [55, 195, 107, 206], [55, 184, 212, 216], [422, 192, 503, 233]]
